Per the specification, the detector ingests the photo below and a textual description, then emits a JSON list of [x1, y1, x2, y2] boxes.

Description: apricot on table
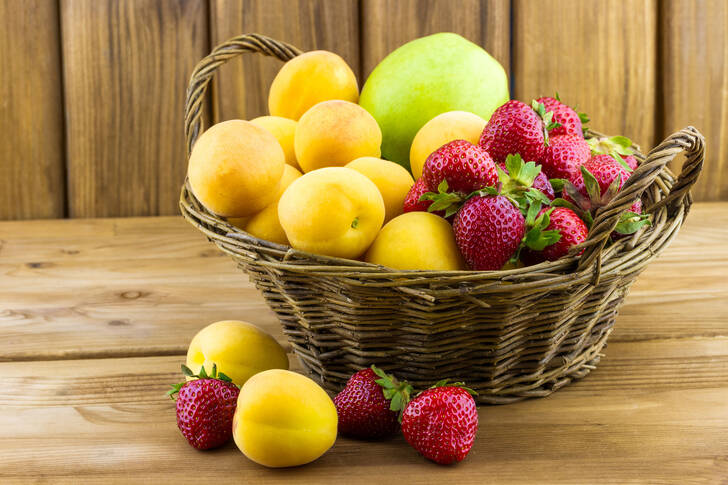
[[250, 116, 300, 171], [233, 369, 337, 468], [365, 212, 466, 271], [278, 166, 385, 259], [345, 157, 414, 223], [294, 100, 382, 173], [186, 320, 289, 387], [238, 164, 302, 245], [187, 120, 285, 217], [409, 111, 487, 179], [268, 50, 359, 121]]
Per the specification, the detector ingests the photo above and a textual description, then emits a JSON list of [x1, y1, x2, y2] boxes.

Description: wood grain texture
[[210, 0, 360, 122], [61, 0, 208, 217], [0, 0, 65, 220], [661, 0, 728, 201], [513, 0, 657, 149], [360, 0, 510, 79], [1, 339, 727, 483]]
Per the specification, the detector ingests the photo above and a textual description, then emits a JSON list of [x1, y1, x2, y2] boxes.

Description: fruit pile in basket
[[187, 33, 650, 271], [170, 320, 478, 466]]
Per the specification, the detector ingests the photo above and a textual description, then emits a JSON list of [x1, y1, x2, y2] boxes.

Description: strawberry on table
[[478, 99, 559, 164], [334, 365, 412, 439], [537, 95, 586, 138], [168, 364, 240, 450], [541, 134, 590, 181], [401, 381, 479, 465]]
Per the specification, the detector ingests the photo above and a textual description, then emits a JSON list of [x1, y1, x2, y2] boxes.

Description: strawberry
[[422, 139, 498, 194], [403, 178, 442, 215], [452, 195, 526, 270], [401, 382, 478, 465], [537, 96, 586, 138], [521, 207, 588, 264], [540, 134, 590, 181], [587, 135, 638, 172], [479, 99, 558, 164], [560, 155, 650, 236], [334, 366, 412, 439], [168, 364, 239, 450], [498, 162, 554, 200]]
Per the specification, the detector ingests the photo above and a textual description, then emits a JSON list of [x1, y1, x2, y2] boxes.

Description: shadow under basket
[[180, 33, 705, 404]]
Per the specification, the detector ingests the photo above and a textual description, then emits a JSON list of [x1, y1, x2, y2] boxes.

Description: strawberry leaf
[[549, 178, 566, 192], [581, 166, 602, 203], [612, 155, 634, 172], [371, 365, 413, 416], [181, 364, 194, 377], [614, 211, 652, 235]]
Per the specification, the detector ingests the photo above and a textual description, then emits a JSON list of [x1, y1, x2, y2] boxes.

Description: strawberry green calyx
[[371, 365, 413, 415], [564, 165, 622, 213], [421, 179, 499, 218], [427, 379, 478, 397], [522, 206, 561, 251], [587, 135, 635, 172], [167, 363, 234, 399], [531, 100, 561, 145], [497, 154, 553, 214], [614, 211, 651, 235]]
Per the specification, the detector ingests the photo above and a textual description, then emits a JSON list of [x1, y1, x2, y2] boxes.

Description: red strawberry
[[564, 155, 638, 212], [498, 162, 554, 200], [537, 96, 584, 138], [587, 135, 638, 173], [401, 383, 478, 465], [422, 139, 498, 194], [541, 135, 590, 181], [622, 154, 638, 171], [522, 208, 588, 264], [403, 178, 441, 215], [334, 366, 411, 439], [168, 364, 239, 450], [479, 100, 558, 164], [453, 195, 526, 270]]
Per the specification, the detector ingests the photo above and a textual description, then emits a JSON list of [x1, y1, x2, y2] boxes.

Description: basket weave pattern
[[180, 34, 705, 404]]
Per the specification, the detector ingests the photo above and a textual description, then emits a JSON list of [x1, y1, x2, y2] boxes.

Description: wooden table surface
[[2, 203, 727, 484]]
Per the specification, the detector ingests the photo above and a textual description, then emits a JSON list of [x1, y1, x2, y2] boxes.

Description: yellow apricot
[[186, 320, 289, 387], [250, 116, 300, 170], [409, 111, 487, 179], [268, 50, 359, 121], [233, 369, 337, 468], [365, 212, 466, 270], [187, 120, 285, 217], [278, 167, 385, 259], [295, 100, 382, 173], [345, 157, 414, 223], [242, 165, 302, 245]]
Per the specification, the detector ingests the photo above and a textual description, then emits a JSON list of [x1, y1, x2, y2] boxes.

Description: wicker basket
[[180, 34, 705, 404]]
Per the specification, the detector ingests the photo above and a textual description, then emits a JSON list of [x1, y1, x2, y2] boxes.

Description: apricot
[[241, 165, 302, 245], [268, 50, 359, 121], [233, 369, 337, 468], [278, 167, 385, 259], [295, 100, 382, 173], [409, 111, 487, 179], [186, 320, 289, 387], [345, 157, 414, 223], [365, 212, 466, 271], [187, 120, 285, 217], [250, 116, 300, 170]]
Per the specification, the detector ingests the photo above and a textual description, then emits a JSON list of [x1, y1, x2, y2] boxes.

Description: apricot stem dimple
[[351, 217, 359, 229]]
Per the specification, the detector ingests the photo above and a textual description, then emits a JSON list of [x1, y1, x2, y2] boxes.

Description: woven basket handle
[[576, 126, 705, 276], [184, 33, 302, 156]]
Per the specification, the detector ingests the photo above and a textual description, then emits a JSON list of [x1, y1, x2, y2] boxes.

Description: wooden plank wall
[[0, 0, 726, 220]]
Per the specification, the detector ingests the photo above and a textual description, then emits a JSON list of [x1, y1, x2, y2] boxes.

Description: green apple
[[359, 33, 509, 170]]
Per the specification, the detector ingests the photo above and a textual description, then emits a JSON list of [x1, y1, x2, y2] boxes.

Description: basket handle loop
[[184, 33, 302, 157], [576, 126, 705, 280]]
